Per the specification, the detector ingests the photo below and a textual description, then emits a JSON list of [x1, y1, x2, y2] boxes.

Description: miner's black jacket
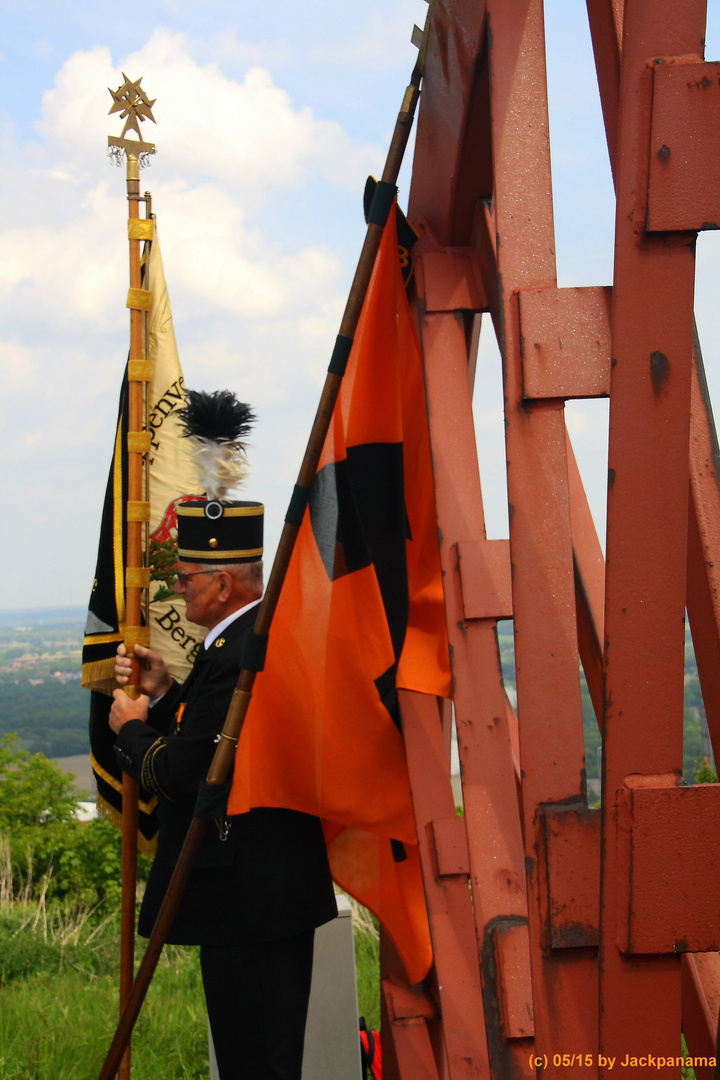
[[114, 605, 337, 946]]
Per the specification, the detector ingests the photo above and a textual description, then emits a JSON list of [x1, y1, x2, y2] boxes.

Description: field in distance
[[0, 608, 713, 787]]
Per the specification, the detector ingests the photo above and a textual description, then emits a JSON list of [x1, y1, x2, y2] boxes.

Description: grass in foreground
[[0, 905, 207, 1079], [350, 895, 381, 1032], [0, 892, 380, 1079]]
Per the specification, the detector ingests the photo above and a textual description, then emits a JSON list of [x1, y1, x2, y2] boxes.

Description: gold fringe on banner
[[126, 501, 151, 521], [127, 432, 152, 453], [128, 360, 152, 381], [128, 219, 153, 241], [81, 656, 118, 691], [95, 795, 158, 858], [127, 288, 152, 311]]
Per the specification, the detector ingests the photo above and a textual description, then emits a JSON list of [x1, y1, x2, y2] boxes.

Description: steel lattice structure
[[382, 3, 720, 1078]]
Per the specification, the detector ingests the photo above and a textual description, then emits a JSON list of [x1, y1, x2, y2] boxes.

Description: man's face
[[173, 561, 221, 628]]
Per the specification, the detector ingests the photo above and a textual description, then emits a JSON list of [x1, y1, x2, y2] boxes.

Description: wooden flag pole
[[107, 76, 157, 1080], [118, 150, 144, 1080], [97, 17, 430, 1078]]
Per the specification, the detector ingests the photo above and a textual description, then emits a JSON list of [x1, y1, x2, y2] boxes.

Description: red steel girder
[[409, 0, 608, 1074], [687, 340, 720, 765], [615, 780, 720, 954], [400, 688, 490, 1080], [518, 287, 612, 400], [396, 2, 720, 1080], [648, 60, 720, 231], [409, 277, 532, 1077], [382, 978, 441, 1080], [410, 0, 491, 246], [681, 953, 720, 1080], [598, 1, 705, 1075], [586, 2, 720, 1059], [482, 0, 600, 1072]]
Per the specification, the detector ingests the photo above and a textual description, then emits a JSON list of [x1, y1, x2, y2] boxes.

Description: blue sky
[[1, 0, 719, 609]]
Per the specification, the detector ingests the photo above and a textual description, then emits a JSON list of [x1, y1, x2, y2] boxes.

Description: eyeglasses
[[175, 569, 220, 585]]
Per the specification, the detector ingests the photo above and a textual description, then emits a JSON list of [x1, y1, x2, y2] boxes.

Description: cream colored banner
[[146, 220, 206, 681]]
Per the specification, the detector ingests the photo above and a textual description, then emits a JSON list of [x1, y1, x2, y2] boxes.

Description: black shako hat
[[176, 499, 263, 563], [175, 390, 263, 564]]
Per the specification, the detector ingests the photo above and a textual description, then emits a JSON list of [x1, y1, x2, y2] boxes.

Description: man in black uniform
[[109, 497, 337, 1080]]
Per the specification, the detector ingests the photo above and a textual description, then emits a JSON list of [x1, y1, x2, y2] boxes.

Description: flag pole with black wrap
[[96, 11, 431, 1077]]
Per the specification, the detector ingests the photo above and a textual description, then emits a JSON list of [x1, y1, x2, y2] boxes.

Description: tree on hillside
[[0, 734, 78, 830], [0, 734, 147, 906]]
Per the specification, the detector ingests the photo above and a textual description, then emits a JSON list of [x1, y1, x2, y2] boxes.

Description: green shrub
[[693, 757, 718, 784], [0, 735, 79, 830], [1, 819, 150, 909], [0, 736, 149, 907], [54, 817, 150, 908]]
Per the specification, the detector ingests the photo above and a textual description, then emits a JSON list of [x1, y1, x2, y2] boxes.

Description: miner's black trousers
[[200, 930, 315, 1080]]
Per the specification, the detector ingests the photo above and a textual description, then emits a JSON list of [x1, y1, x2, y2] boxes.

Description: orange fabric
[[229, 207, 450, 984]]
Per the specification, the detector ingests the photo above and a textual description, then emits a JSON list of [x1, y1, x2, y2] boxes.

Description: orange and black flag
[[229, 201, 451, 984], [82, 220, 205, 849]]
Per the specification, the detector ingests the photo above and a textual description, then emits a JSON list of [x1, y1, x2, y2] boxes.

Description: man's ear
[[216, 571, 233, 600]]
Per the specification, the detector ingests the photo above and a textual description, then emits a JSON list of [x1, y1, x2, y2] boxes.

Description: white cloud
[[149, 182, 344, 321], [0, 28, 375, 342], [35, 45, 116, 175], [0, 174, 126, 332], [35, 31, 384, 200], [0, 25, 386, 606]]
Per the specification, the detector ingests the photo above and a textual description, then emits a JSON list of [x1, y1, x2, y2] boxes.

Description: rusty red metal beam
[[481, 1, 602, 1072], [648, 60, 720, 231], [567, 435, 606, 730], [687, 339, 720, 764], [586, 3, 720, 1061], [403, 226, 536, 1074], [615, 781, 720, 954], [414, 301, 533, 1070], [396, 3, 720, 1080], [409, 0, 612, 1074], [518, 286, 612, 400], [598, 0, 706, 1073], [399, 689, 490, 1080], [585, 0, 623, 175], [382, 976, 441, 1080], [681, 953, 720, 1080], [409, 0, 490, 246], [584, 0, 720, 1070]]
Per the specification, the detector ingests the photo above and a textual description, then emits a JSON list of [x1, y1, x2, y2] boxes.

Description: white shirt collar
[[204, 598, 262, 649]]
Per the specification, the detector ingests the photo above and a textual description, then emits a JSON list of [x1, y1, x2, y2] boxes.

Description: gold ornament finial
[[107, 73, 157, 166]]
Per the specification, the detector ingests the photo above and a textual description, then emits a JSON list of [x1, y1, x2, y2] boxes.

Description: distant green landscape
[[496, 619, 712, 785], [0, 608, 88, 759], [0, 608, 714, 783]]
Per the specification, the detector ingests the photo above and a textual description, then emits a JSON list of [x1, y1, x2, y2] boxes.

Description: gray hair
[[213, 560, 264, 596]]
